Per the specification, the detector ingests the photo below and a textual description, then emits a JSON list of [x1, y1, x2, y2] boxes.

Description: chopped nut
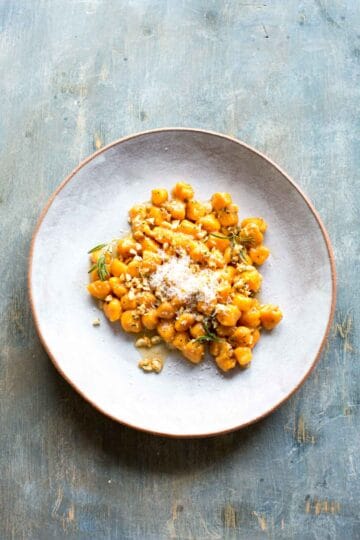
[[163, 242, 169, 250], [135, 336, 152, 348], [236, 264, 254, 272], [150, 335, 162, 345], [92, 318, 101, 326], [135, 243, 142, 250], [125, 273, 132, 281], [129, 248, 137, 255], [151, 358, 163, 372], [138, 356, 163, 373], [147, 217, 155, 225], [139, 362, 153, 372], [128, 290, 135, 300], [133, 255, 142, 262], [104, 294, 113, 302]]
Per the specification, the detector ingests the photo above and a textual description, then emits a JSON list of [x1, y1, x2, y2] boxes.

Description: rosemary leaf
[[238, 234, 255, 247], [97, 254, 109, 281], [88, 243, 107, 254], [210, 231, 255, 248], [88, 264, 97, 274], [210, 232, 237, 247], [210, 233, 230, 241], [194, 334, 223, 343], [239, 248, 249, 264], [194, 321, 223, 343]]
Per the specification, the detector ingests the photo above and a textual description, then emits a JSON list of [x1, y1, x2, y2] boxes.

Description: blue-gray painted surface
[[0, 1, 359, 539]]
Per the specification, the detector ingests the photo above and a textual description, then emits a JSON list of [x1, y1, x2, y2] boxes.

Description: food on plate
[[87, 183, 282, 373]]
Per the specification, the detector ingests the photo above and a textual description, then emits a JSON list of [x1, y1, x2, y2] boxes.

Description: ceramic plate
[[29, 129, 336, 437]]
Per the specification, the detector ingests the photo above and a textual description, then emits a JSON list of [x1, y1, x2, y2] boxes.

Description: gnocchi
[[87, 183, 282, 373]]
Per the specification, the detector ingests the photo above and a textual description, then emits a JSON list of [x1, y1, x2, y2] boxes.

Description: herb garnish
[[87, 242, 113, 280], [238, 248, 249, 264], [210, 231, 254, 247], [194, 322, 223, 343], [88, 243, 108, 254], [96, 253, 109, 281], [87, 263, 97, 274]]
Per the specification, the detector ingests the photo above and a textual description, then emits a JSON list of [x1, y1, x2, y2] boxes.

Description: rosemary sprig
[[210, 231, 254, 247], [238, 248, 249, 264], [194, 334, 223, 344], [194, 322, 223, 343], [240, 235, 254, 246], [97, 253, 109, 281], [210, 232, 236, 245], [87, 242, 113, 280]]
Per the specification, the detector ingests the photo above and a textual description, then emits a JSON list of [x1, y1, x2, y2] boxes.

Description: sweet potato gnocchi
[[87, 183, 282, 373]]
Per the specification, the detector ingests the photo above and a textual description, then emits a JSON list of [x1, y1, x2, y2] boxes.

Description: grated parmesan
[[149, 253, 220, 304]]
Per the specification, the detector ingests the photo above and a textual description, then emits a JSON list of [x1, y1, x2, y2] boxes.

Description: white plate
[[29, 129, 336, 437]]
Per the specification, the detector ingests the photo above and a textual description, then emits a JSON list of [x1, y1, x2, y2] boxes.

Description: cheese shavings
[[149, 253, 219, 304]]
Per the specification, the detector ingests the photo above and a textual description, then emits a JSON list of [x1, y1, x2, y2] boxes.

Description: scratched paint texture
[[0, 1, 359, 539]]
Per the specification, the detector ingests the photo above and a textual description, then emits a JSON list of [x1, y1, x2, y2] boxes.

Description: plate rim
[[28, 127, 337, 438]]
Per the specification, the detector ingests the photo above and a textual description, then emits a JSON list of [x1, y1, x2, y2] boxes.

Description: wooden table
[[1, 1, 358, 538]]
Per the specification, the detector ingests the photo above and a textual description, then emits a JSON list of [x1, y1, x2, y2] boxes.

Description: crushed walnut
[[138, 356, 163, 373]]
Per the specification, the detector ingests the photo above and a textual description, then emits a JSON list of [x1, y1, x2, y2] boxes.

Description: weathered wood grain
[[0, 1, 359, 538]]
